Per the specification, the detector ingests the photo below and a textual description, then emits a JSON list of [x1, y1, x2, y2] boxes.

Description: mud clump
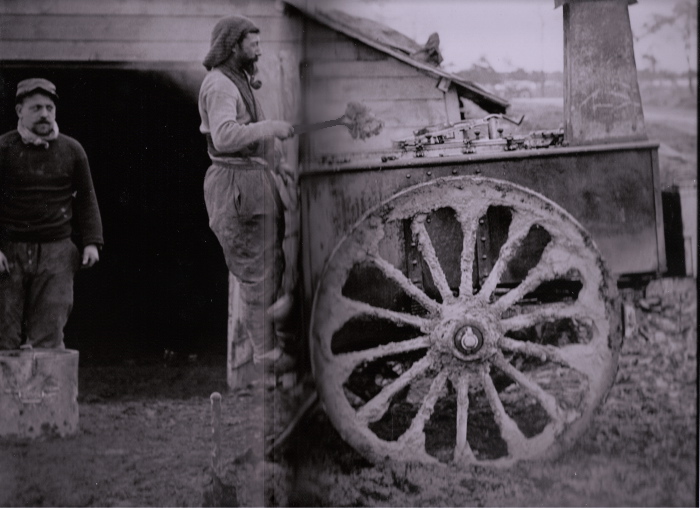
[[345, 101, 384, 140]]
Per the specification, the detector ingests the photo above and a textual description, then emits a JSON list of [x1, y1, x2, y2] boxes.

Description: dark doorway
[[0, 64, 229, 363]]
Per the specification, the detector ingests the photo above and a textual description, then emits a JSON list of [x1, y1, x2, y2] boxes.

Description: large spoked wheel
[[310, 176, 621, 467]]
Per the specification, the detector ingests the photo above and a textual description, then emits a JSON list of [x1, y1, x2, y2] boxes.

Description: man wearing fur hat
[[0, 78, 103, 350], [199, 16, 295, 372]]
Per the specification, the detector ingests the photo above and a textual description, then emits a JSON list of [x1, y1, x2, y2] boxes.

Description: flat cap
[[16, 78, 58, 102]]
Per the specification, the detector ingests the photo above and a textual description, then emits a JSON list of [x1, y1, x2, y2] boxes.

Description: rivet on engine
[[482, 255, 487, 260], [427, 171, 432, 176], [475, 169, 481, 174], [479, 219, 485, 225], [406, 173, 411, 179], [480, 236, 486, 242], [427, 218, 431, 223], [412, 260, 418, 265], [452, 169, 458, 174]]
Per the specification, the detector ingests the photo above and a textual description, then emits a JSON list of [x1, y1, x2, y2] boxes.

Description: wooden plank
[[445, 88, 462, 124], [309, 59, 420, 79], [0, 14, 302, 43], [0, 0, 285, 17], [254, 49, 303, 121], [306, 99, 448, 128], [357, 44, 389, 62], [318, 76, 446, 102], [0, 40, 299, 62], [305, 20, 343, 43], [306, 32, 391, 63], [310, 125, 422, 156], [306, 40, 360, 61]]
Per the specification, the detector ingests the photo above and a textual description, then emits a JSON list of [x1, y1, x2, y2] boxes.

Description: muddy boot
[[258, 347, 297, 376]]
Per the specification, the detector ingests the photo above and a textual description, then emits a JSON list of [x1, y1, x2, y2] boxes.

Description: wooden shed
[[0, 0, 304, 364], [0, 0, 505, 384], [285, 1, 510, 165]]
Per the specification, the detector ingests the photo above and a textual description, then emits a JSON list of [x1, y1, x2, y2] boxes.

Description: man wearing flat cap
[[199, 16, 295, 373], [0, 78, 103, 350]]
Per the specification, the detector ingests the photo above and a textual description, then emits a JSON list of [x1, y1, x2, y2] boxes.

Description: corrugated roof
[[284, 1, 510, 114]]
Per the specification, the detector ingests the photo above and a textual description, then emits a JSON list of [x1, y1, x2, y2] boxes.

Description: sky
[[315, 0, 696, 74]]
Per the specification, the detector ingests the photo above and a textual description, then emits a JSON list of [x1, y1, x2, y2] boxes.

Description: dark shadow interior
[[0, 65, 229, 364]]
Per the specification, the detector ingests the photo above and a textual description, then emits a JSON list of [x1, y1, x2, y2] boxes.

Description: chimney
[[557, 0, 646, 145]]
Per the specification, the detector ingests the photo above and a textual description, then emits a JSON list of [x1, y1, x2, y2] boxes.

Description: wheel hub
[[429, 302, 499, 362], [454, 325, 484, 355]]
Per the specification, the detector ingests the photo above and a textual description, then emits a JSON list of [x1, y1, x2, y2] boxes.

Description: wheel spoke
[[334, 336, 431, 379], [500, 301, 591, 332], [500, 336, 568, 365], [493, 243, 556, 311], [398, 369, 449, 453], [356, 355, 433, 424], [494, 241, 590, 312], [454, 206, 482, 301], [481, 364, 527, 456], [499, 337, 601, 381], [453, 371, 476, 463], [366, 254, 441, 314], [330, 294, 432, 333], [491, 353, 567, 425], [478, 212, 535, 301], [411, 214, 454, 303]]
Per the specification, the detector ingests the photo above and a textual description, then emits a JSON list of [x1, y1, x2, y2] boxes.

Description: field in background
[[505, 95, 697, 188]]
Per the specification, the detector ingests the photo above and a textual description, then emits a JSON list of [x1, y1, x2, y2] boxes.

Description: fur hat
[[203, 15, 259, 70]]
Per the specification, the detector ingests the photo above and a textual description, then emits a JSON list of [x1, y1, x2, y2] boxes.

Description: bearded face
[[235, 32, 261, 74]]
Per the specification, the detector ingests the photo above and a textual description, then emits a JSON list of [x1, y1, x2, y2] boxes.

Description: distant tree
[[456, 55, 502, 85], [476, 55, 496, 72], [642, 53, 657, 75], [637, 0, 697, 95]]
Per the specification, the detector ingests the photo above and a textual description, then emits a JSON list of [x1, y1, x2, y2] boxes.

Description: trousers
[[0, 238, 80, 350], [203, 162, 284, 362]]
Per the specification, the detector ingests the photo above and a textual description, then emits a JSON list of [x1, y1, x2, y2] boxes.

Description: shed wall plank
[[307, 40, 362, 61], [0, 0, 283, 16], [306, 99, 447, 128], [0, 14, 301, 43], [445, 88, 462, 124], [315, 76, 445, 102], [306, 22, 342, 42], [309, 60, 425, 79], [0, 40, 298, 63]]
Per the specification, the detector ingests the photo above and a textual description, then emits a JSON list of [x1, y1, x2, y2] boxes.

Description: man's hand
[[269, 121, 295, 140], [277, 160, 296, 182], [0, 250, 8, 274], [82, 244, 100, 268]]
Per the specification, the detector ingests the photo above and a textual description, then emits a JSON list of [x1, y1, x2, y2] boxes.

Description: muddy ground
[[0, 279, 696, 507]]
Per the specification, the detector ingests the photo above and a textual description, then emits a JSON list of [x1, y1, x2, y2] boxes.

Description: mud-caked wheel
[[310, 176, 621, 467]]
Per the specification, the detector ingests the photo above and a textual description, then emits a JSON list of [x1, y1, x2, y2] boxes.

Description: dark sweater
[[0, 130, 103, 247]]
